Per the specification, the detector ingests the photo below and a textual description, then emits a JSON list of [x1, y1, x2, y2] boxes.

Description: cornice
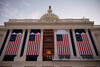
[[5, 21, 94, 26], [0, 19, 98, 30], [0, 25, 7, 31], [92, 25, 100, 30]]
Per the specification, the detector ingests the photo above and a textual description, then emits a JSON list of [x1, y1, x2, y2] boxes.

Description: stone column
[[85, 29, 98, 58], [21, 29, 30, 60], [0, 30, 7, 49], [91, 30, 100, 58], [14, 29, 25, 61], [54, 29, 58, 60], [37, 29, 43, 61], [72, 29, 81, 59], [0, 29, 12, 61], [67, 29, 74, 59]]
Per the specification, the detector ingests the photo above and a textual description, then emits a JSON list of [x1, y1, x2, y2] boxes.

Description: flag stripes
[[57, 34, 70, 55], [26, 33, 40, 55], [76, 33, 93, 55], [5, 33, 22, 55]]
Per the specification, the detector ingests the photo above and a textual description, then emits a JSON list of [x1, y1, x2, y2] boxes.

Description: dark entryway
[[43, 29, 54, 61]]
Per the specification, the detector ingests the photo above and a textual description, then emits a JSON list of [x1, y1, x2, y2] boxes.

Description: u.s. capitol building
[[0, 6, 100, 67]]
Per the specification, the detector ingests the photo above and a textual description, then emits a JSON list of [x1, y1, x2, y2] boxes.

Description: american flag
[[76, 32, 93, 55], [5, 32, 22, 55], [26, 32, 40, 55], [56, 34, 70, 55]]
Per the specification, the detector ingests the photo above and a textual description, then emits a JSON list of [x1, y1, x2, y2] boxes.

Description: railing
[[52, 58, 100, 61], [61, 19, 89, 22], [8, 19, 89, 23], [52, 55, 100, 61], [9, 19, 39, 22]]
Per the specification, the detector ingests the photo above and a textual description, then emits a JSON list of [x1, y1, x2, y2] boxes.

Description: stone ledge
[[52, 59, 100, 62]]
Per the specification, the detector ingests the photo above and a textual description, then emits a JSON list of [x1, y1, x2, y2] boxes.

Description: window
[[29, 35, 35, 41], [10, 34, 17, 41], [3, 55, 16, 61], [81, 55, 93, 59], [59, 55, 64, 59], [26, 55, 38, 61], [57, 34, 63, 41], [59, 55, 70, 59], [76, 34, 82, 41], [75, 29, 85, 33]]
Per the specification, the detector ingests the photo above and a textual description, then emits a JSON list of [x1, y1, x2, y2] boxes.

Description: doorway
[[43, 29, 54, 61]]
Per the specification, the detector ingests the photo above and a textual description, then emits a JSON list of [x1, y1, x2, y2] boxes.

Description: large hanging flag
[[56, 30, 70, 55], [26, 32, 40, 55], [5, 32, 22, 55], [76, 32, 93, 55]]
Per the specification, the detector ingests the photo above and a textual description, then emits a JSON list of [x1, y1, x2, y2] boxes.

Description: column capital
[[41, 29, 43, 31], [66, 29, 69, 31], [85, 29, 88, 31], [71, 29, 76, 32]]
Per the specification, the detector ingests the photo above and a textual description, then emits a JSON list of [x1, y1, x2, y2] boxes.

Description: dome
[[40, 6, 59, 22]]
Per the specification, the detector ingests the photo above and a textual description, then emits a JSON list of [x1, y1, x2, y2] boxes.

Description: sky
[[0, 0, 100, 25]]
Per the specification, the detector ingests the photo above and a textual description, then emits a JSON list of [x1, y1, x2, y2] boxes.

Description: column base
[[70, 55, 75, 59], [0, 56, 3, 61], [14, 56, 26, 61], [37, 56, 42, 61], [93, 55, 100, 59], [74, 56, 82, 59], [53, 55, 59, 60]]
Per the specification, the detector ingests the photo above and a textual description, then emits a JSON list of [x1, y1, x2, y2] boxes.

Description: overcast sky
[[0, 0, 100, 25]]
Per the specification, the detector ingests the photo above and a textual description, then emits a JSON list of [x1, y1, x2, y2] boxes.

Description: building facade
[[0, 6, 100, 67]]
